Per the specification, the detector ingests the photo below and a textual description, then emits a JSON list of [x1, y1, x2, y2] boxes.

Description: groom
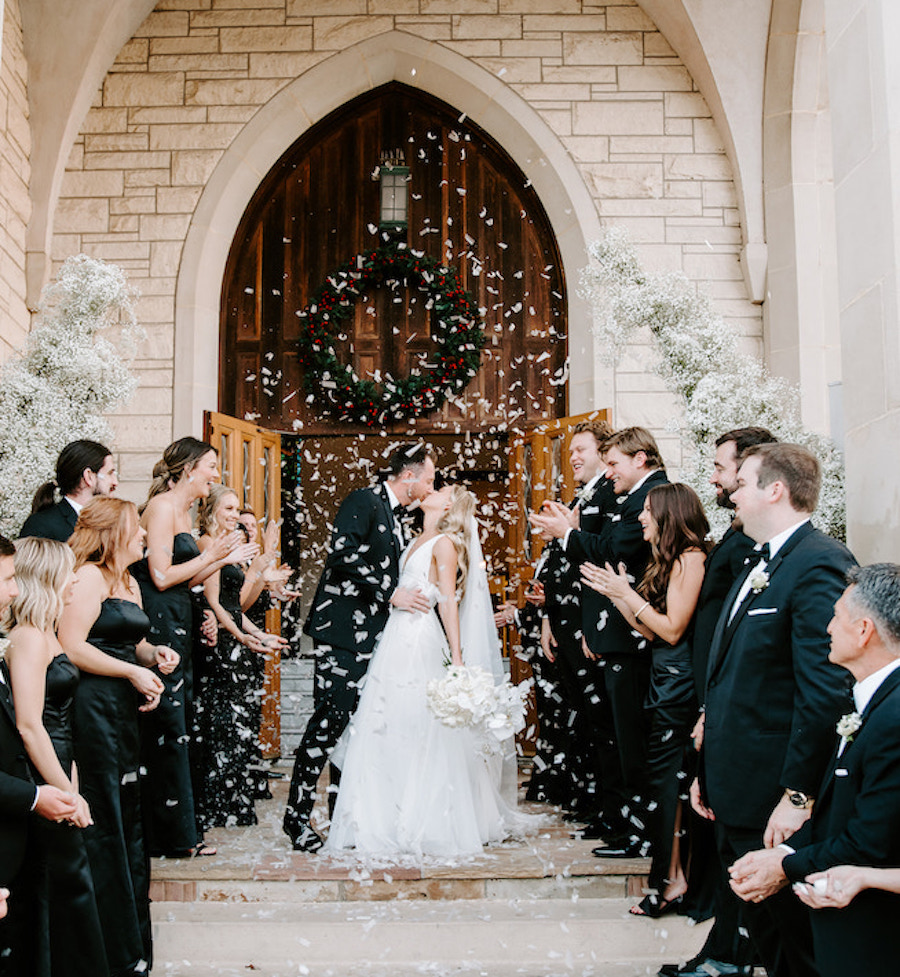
[[283, 443, 435, 851]]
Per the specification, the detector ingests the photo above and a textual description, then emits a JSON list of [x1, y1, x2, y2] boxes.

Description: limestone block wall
[[0, 0, 30, 360], [49, 0, 762, 500]]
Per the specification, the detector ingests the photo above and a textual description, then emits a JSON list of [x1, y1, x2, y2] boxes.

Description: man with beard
[[659, 427, 775, 977]]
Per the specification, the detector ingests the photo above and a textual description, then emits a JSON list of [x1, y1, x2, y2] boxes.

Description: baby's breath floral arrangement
[[0, 255, 144, 536], [579, 227, 846, 540]]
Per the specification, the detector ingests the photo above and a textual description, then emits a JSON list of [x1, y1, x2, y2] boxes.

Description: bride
[[323, 483, 532, 860]]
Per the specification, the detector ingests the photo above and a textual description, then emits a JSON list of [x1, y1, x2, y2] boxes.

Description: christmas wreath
[[295, 245, 485, 425]]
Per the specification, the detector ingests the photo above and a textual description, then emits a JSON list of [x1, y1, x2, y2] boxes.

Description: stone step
[[153, 897, 710, 976]]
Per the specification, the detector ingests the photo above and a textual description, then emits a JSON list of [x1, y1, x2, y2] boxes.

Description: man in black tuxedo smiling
[[283, 444, 435, 852], [693, 443, 856, 977]]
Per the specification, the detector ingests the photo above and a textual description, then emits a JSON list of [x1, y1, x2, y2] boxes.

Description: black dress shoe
[[592, 838, 650, 859], [571, 817, 619, 839], [657, 958, 752, 977], [289, 826, 323, 853]]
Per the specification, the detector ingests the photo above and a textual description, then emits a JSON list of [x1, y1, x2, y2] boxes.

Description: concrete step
[[152, 897, 710, 976]]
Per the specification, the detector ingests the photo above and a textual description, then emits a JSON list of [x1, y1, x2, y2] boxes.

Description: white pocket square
[[835, 768, 849, 777], [747, 607, 778, 616]]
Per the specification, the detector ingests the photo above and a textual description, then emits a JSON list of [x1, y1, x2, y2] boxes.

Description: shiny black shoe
[[592, 837, 651, 859], [288, 825, 323, 853], [657, 958, 752, 977], [571, 817, 620, 839]]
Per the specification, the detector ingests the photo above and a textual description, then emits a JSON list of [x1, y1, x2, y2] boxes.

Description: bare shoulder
[[432, 534, 459, 566], [8, 625, 50, 659]]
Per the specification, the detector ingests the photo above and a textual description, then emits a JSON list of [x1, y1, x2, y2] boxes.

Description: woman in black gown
[[195, 486, 284, 828], [131, 438, 253, 857], [5, 536, 107, 977], [59, 498, 180, 977], [582, 483, 709, 918]]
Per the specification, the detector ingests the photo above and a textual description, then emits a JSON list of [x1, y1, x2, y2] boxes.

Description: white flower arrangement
[[578, 227, 846, 541], [748, 568, 770, 593], [836, 712, 862, 744], [0, 255, 144, 537], [426, 664, 529, 745]]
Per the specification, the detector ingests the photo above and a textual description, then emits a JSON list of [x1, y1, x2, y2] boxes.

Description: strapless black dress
[[73, 598, 153, 975], [131, 531, 200, 854], [195, 563, 258, 828], [37, 653, 107, 976]]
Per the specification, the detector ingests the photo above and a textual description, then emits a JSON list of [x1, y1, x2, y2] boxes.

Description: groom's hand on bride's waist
[[391, 586, 431, 613]]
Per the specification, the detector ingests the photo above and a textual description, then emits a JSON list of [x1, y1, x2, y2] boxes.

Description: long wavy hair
[[640, 483, 710, 611], [69, 497, 140, 590], [436, 485, 477, 600], [141, 437, 216, 513], [6, 537, 74, 632], [197, 484, 238, 539]]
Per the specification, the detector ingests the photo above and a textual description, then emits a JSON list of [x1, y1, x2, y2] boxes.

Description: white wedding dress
[[323, 533, 534, 861]]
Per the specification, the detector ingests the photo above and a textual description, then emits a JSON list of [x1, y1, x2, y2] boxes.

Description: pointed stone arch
[[173, 29, 605, 435]]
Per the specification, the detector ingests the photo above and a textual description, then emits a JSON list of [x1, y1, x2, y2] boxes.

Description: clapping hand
[[524, 579, 545, 607], [581, 561, 634, 601], [493, 601, 517, 629], [528, 500, 575, 539]]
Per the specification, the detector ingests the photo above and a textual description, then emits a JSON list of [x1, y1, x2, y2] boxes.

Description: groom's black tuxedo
[[302, 485, 402, 655], [18, 499, 78, 542], [702, 521, 856, 977], [285, 484, 405, 844], [782, 667, 900, 977]]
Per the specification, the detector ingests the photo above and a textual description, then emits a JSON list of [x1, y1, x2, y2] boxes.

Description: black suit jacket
[[566, 469, 669, 656], [0, 663, 37, 885], [303, 485, 402, 656], [703, 522, 856, 829], [782, 668, 900, 977], [542, 475, 616, 648], [692, 523, 757, 700], [18, 499, 78, 542]]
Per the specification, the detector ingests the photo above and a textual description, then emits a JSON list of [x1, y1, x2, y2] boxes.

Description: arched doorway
[[220, 82, 567, 435]]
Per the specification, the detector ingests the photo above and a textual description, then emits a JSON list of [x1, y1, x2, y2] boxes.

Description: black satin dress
[[73, 598, 153, 976], [132, 532, 200, 854], [195, 564, 258, 828], [37, 653, 108, 977]]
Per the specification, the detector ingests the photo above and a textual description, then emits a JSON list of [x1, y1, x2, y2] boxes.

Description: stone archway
[[173, 29, 605, 437]]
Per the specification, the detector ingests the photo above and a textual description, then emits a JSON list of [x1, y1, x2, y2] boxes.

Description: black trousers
[[283, 644, 369, 837], [715, 822, 817, 977]]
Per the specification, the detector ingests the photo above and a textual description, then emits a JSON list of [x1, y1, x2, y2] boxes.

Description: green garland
[[296, 245, 485, 426]]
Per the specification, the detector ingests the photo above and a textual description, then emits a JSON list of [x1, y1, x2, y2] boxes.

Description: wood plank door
[[505, 410, 612, 754], [205, 411, 283, 758]]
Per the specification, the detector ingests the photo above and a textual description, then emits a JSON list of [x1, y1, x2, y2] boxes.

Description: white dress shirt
[[727, 518, 810, 623]]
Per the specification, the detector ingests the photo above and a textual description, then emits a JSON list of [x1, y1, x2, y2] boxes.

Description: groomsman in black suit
[[0, 534, 78, 975], [729, 562, 900, 977], [693, 443, 856, 977], [283, 444, 435, 851], [660, 426, 776, 977], [533, 427, 668, 854], [18, 440, 117, 541]]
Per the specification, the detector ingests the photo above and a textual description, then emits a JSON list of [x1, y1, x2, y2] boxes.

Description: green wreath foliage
[[296, 245, 485, 425]]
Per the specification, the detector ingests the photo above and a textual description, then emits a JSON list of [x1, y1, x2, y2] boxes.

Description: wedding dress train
[[323, 534, 533, 861]]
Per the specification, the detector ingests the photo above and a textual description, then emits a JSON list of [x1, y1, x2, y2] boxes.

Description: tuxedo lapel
[[377, 485, 403, 561]]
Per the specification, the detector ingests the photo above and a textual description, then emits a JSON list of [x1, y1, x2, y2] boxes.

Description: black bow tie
[[744, 542, 770, 566], [392, 504, 403, 515]]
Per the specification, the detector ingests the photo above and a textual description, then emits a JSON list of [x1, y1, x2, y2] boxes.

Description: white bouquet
[[427, 664, 530, 743]]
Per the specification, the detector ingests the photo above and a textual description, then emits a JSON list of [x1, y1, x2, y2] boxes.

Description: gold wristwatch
[[785, 788, 814, 810]]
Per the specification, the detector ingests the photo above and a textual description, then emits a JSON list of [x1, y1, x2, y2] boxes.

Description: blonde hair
[[436, 485, 476, 600], [6, 537, 74, 632], [69, 497, 140, 589], [197, 484, 238, 538]]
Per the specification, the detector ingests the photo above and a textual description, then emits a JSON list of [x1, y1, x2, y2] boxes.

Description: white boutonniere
[[575, 484, 593, 504], [748, 568, 769, 593], [836, 712, 862, 744]]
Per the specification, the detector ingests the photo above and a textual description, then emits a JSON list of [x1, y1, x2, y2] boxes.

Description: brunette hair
[[142, 437, 216, 511], [197, 484, 239, 538], [0, 535, 14, 559], [640, 483, 710, 611], [6, 537, 74, 632], [436, 485, 476, 600], [715, 427, 777, 461], [384, 443, 434, 478], [603, 426, 665, 471], [69, 497, 141, 589], [741, 442, 821, 513], [572, 418, 614, 445], [30, 440, 112, 514]]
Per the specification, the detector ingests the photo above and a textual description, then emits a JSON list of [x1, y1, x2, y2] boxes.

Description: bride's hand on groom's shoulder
[[391, 586, 431, 613]]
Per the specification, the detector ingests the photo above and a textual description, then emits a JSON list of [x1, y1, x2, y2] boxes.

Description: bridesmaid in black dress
[[195, 486, 285, 829], [131, 438, 252, 857], [5, 537, 107, 977], [59, 498, 180, 977]]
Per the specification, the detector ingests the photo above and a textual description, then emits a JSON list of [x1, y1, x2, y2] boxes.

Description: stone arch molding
[[174, 29, 605, 436]]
